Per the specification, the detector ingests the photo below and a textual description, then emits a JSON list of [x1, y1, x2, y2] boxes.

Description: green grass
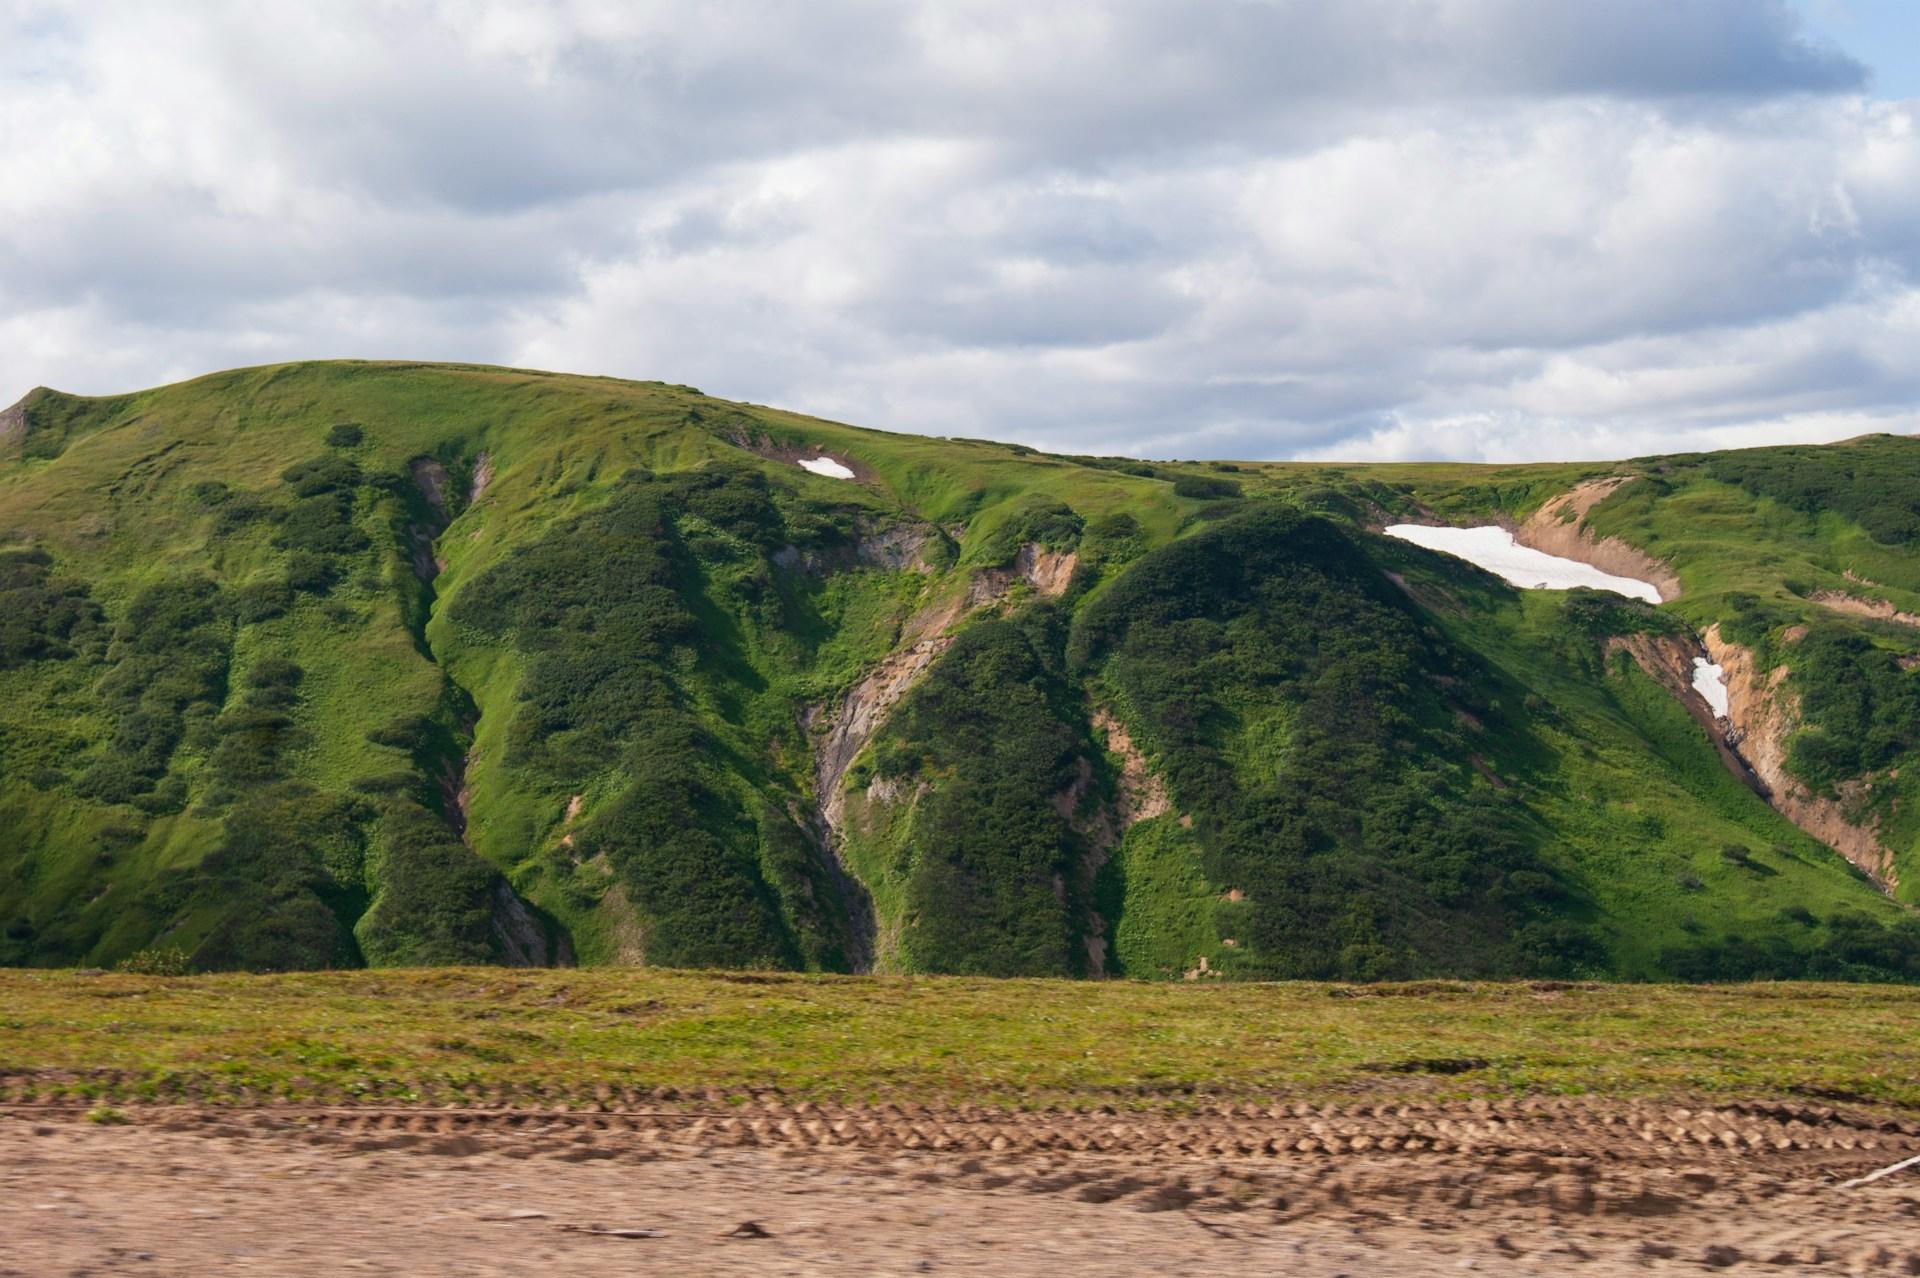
[[2, 360, 1917, 978], [3, 968, 1918, 1112]]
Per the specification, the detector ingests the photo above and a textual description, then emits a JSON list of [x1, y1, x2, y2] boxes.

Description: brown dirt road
[[4, 1098, 1920, 1276]]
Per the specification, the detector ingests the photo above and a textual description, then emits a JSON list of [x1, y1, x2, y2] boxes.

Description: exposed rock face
[[1702, 625, 1899, 892], [773, 522, 941, 576], [1516, 478, 1682, 602], [408, 457, 452, 582], [1014, 544, 1077, 596], [856, 525, 937, 572], [812, 542, 1074, 838], [1807, 589, 1920, 630], [490, 881, 571, 967], [410, 456, 451, 520], [815, 591, 972, 836], [1060, 708, 1177, 979], [468, 451, 494, 504], [0, 390, 32, 447]]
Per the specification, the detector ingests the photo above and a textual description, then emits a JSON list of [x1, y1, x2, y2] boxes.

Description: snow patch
[[797, 456, 855, 480], [1691, 657, 1730, 720], [1384, 525, 1662, 604]]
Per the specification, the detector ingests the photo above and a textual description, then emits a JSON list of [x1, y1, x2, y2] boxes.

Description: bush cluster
[[452, 466, 850, 969], [1785, 628, 1920, 793], [874, 611, 1087, 975], [1663, 911, 1920, 982], [73, 578, 232, 805], [1709, 437, 1920, 545], [1072, 505, 1574, 980], [0, 548, 106, 669]]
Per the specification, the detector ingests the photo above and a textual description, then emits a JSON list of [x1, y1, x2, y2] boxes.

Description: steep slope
[[0, 361, 1914, 981]]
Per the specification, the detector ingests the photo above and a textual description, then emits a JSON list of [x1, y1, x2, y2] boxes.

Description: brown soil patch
[[1515, 477, 1682, 601], [5, 1098, 1918, 1276], [1094, 708, 1171, 826], [1703, 625, 1898, 891], [1807, 589, 1920, 630], [1015, 543, 1078, 596]]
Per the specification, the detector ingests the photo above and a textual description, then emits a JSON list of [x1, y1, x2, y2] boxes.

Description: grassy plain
[[3, 968, 1918, 1111]]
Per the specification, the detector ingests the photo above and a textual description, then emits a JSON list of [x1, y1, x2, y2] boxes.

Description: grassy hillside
[[1, 361, 1915, 981]]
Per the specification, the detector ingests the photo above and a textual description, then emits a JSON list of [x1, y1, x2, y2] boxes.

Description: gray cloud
[[2, 0, 1914, 461]]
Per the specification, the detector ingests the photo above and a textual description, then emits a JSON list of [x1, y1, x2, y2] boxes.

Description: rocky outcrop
[[1516, 478, 1682, 601], [0, 390, 34, 447], [490, 881, 571, 967], [1057, 709, 1176, 979], [1014, 544, 1077, 596], [1702, 625, 1899, 892], [856, 525, 936, 572], [814, 591, 972, 835], [773, 521, 941, 576]]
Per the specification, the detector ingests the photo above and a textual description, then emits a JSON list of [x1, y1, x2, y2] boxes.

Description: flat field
[[4, 967, 1917, 1108], [6, 970, 1920, 1276]]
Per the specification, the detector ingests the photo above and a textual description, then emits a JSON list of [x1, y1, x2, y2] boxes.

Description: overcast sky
[[5, 1, 1919, 461]]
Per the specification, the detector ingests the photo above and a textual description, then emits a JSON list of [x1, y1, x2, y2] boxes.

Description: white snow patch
[[1384, 524, 1662, 604], [1692, 657, 1731, 720], [797, 456, 855, 480]]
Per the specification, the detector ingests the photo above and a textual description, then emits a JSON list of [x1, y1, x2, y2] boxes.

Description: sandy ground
[[3, 1100, 1919, 1276]]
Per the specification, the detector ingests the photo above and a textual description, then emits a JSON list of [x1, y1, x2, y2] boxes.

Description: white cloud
[[2, 0, 1916, 461]]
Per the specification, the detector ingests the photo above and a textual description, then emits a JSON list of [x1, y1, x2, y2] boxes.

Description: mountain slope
[[1, 361, 1915, 980]]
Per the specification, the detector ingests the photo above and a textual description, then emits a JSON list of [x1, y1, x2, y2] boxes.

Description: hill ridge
[[1, 361, 1916, 980]]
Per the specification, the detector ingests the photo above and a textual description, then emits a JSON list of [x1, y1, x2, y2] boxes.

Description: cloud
[[2, 0, 1914, 461]]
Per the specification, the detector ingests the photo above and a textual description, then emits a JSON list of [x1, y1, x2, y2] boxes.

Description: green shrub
[[72, 577, 231, 802], [281, 456, 363, 496], [355, 800, 497, 966], [1784, 627, 1920, 792], [366, 713, 433, 751], [0, 549, 105, 669], [229, 580, 292, 624], [285, 552, 340, 594], [116, 947, 190, 975], [875, 611, 1086, 976], [274, 493, 369, 555], [1172, 474, 1242, 501], [1709, 436, 1920, 545], [1071, 506, 1560, 979]]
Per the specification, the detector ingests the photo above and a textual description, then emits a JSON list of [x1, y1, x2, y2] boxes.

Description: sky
[[4, 1, 1920, 463]]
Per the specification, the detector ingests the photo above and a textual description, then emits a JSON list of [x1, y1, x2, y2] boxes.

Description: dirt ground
[[3, 1098, 1919, 1276]]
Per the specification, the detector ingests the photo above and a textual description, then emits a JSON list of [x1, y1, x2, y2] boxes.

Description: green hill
[[2, 361, 1916, 981]]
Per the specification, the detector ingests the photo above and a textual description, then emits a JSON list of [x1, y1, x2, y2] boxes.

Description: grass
[[2, 359, 1915, 976], [3, 967, 1919, 1113]]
